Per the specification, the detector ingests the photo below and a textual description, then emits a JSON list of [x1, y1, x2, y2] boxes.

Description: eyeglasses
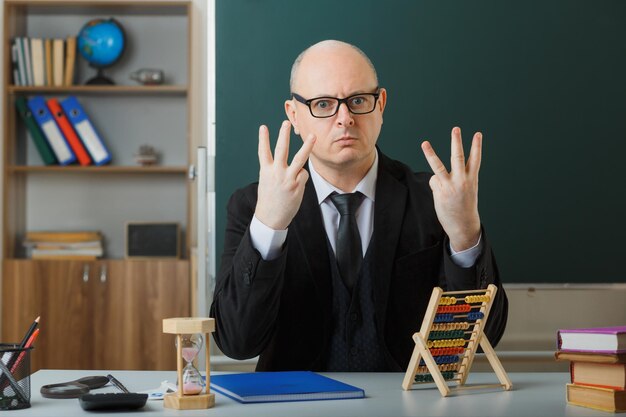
[[292, 89, 380, 118]]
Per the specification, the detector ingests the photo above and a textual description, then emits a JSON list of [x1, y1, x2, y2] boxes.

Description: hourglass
[[162, 318, 215, 410], [179, 334, 203, 395]]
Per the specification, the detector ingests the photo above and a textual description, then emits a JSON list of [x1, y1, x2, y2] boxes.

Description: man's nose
[[335, 102, 355, 126]]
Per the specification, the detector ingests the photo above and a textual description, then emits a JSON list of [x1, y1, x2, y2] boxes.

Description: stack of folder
[[556, 326, 626, 412], [16, 95, 111, 166], [24, 231, 104, 260]]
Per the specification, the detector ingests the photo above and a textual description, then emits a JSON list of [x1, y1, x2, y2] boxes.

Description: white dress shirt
[[250, 151, 482, 267]]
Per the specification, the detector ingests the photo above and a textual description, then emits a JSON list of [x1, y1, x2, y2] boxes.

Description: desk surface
[[8, 370, 607, 416]]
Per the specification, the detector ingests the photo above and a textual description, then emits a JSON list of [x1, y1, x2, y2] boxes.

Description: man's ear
[[285, 99, 300, 135], [377, 88, 387, 125], [378, 88, 387, 113]]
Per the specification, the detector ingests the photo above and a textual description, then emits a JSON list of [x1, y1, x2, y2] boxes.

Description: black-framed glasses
[[292, 89, 380, 118]]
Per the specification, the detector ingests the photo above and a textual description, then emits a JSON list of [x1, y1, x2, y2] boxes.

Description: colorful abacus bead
[[429, 330, 465, 340], [438, 296, 457, 306], [467, 312, 485, 321], [436, 304, 471, 314], [434, 313, 454, 323], [464, 294, 490, 304], [430, 347, 465, 356]]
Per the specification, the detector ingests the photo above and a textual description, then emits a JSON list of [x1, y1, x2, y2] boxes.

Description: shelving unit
[[1, 0, 196, 371]]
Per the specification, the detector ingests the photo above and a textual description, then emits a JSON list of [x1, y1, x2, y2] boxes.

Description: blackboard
[[216, 1, 626, 283]]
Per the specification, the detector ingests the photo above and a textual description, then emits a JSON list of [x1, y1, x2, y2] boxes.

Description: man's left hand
[[421, 127, 482, 252]]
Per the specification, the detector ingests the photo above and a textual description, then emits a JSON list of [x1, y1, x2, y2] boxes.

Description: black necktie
[[329, 192, 363, 292]]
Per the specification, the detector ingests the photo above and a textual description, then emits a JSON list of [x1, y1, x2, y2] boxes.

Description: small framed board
[[125, 222, 180, 259]]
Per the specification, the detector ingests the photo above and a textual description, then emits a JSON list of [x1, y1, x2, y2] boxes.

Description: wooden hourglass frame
[[402, 284, 512, 397], [162, 317, 215, 410]]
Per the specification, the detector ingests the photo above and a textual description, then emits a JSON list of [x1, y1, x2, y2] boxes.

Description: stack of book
[[10, 36, 76, 87], [556, 326, 626, 412], [24, 231, 104, 260]]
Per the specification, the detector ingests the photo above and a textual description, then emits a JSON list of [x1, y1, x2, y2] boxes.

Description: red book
[[46, 98, 91, 166]]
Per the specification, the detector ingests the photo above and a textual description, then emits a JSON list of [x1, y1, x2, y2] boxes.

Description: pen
[[107, 374, 131, 393]]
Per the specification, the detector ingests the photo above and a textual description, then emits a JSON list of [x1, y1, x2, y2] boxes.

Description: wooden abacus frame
[[401, 284, 512, 397]]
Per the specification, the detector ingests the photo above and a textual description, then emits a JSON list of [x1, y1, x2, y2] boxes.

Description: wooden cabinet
[[1, 1, 196, 369], [2, 259, 189, 371]]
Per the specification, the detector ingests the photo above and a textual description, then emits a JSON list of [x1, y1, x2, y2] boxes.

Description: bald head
[[289, 40, 378, 93]]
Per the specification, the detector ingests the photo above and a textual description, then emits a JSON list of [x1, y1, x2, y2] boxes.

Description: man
[[211, 40, 507, 372]]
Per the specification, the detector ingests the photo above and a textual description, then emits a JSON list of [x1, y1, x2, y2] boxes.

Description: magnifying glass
[[40, 376, 110, 399]]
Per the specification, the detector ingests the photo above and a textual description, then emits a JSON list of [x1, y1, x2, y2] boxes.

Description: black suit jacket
[[211, 151, 508, 371]]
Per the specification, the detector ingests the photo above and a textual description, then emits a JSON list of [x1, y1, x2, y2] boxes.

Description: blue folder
[[27, 96, 76, 165], [209, 371, 365, 403], [60, 96, 111, 166]]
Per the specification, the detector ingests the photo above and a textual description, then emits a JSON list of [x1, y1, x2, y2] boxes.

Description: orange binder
[[46, 98, 92, 166]]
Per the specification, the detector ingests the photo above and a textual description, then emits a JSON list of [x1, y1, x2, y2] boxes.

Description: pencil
[[10, 328, 40, 374], [19, 316, 40, 347]]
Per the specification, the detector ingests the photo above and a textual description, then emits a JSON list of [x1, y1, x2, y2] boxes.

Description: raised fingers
[[450, 127, 465, 174], [287, 133, 316, 180], [421, 140, 450, 179], [258, 125, 273, 166], [273, 120, 292, 167], [467, 132, 482, 177]]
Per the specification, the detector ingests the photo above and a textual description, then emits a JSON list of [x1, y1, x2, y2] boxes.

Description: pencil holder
[[0, 344, 33, 410]]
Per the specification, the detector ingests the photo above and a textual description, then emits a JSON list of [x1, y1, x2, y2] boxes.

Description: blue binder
[[209, 371, 365, 403], [27, 96, 76, 165], [60, 96, 111, 166]]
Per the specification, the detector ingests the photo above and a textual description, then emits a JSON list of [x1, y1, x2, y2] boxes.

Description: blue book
[[209, 371, 365, 403], [27, 96, 76, 165], [60, 96, 111, 166]]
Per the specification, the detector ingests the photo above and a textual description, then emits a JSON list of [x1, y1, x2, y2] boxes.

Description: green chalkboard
[[216, 1, 626, 283]]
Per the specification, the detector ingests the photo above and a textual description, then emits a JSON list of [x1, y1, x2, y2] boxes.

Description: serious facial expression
[[286, 44, 387, 174]]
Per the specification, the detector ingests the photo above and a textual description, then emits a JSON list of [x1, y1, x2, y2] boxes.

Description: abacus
[[401, 284, 512, 397]]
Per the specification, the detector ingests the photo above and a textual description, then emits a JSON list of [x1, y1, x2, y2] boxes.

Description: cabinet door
[[2, 260, 96, 371], [93, 260, 189, 370]]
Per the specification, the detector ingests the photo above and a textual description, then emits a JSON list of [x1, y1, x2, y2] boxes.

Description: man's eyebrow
[[310, 89, 378, 98]]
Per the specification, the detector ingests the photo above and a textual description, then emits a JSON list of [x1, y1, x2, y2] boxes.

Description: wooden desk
[[8, 370, 603, 416]]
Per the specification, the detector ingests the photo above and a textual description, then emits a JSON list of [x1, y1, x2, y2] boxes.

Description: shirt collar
[[309, 150, 378, 205]]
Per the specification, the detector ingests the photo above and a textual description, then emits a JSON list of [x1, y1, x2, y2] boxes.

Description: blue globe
[[77, 18, 125, 68]]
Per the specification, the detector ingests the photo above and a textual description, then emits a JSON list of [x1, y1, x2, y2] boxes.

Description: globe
[[77, 18, 126, 84]]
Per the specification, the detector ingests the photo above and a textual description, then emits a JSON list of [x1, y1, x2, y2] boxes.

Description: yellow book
[[31, 254, 98, 261], [44, 39, 53, 86], [566, 383, 626, 412], [64, 36, 76, 86], [25, 231, 102, 243], [52, 38, 64, 87]]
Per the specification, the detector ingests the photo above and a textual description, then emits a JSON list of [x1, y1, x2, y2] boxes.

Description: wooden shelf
[[7, 165, 189, 174], [7, 85, 188, 95], [2, 0, 194, 373]]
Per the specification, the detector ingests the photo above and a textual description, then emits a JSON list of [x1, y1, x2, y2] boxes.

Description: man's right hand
[[255, 120, 316, 230]]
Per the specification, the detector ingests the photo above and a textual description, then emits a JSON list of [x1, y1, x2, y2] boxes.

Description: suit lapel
[[291, 179, 333, 328], [372, 154, 407, 330]]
